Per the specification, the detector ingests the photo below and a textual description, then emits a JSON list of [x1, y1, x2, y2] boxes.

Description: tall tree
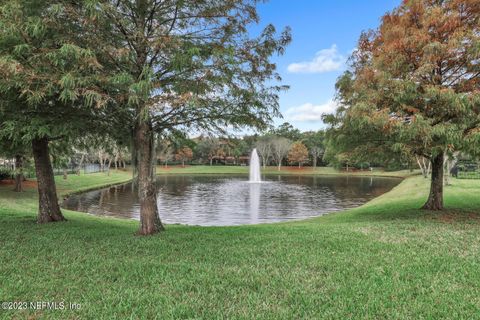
[[271, 122, 302, 141], [256, 136, 273, 168], [157, 138, 174, 168], [302, 131, 325, 168], [197, 137, 221, 166], [0, 1, 116, 222], [0, 135, 29, 192], [288, 142, 308, 168], [271, 137, 291, 171], [232, 139, 249, 164], [325, 0, 480, 210], [82, 0, 290, 235], [175, 146, 193, 167]]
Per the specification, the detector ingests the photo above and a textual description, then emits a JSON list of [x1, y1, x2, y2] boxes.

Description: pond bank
[[156, 165, 416, 178]]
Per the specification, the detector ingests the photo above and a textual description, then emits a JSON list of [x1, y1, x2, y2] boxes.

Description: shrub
[[0, 167, 12, 181]]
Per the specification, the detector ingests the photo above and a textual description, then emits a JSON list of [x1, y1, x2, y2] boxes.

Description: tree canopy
[[324, 0, 480, 210], [0, 0, 123, 222]]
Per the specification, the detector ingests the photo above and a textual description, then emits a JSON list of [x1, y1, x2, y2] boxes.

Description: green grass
[[157, 165, 415, 178], [457, 171, 480, 179], [1, 168, 480, 319]]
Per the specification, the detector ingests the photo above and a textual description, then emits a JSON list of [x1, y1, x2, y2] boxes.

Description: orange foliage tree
[[175, 147, 193, 167], [288, 142, 309, 168], [325, 0, 480, 210]]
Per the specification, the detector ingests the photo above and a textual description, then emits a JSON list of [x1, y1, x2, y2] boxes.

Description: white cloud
[[287, 45, 345, 74], [285, 100, 338, 122]]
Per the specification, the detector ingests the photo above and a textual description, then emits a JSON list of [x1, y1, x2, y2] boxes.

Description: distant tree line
[[150, 122, 326, 169]]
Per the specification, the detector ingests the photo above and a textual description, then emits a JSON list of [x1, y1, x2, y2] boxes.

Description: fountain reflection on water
[[249, 183, 261, 224], [248, 148, 262, 222]]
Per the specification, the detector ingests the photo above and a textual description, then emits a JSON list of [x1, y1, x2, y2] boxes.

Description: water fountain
[[249, 148, 261, 183], [63, 148, 402, 226]]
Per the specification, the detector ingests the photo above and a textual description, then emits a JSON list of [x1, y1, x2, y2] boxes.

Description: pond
[[62, 174, 401, 226]]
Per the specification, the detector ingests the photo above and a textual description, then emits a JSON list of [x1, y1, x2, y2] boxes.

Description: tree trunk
[[313, 156, 317, 169], [13, 154, 23, 192], [32, 137, 66, 223], [210, 158, 213, 166], [134, 114, 164, 235], [77, 153, 85, 175], [422, 153, 444, 210], [114, 152, 119, 170], [63, 169, 68, 180], [444, 151, 459, 186], [278, 163, 281, 171], [416, 155, 427, 178]]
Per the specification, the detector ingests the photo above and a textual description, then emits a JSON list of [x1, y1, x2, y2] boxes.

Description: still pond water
[[62, 174, 401, 226]]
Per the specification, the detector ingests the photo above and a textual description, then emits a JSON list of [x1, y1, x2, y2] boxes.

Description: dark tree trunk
[[134, 114, 164, 235], [422, 153, 444, 210], [32, 137, 66, 223], [13, 154, 23, 192]]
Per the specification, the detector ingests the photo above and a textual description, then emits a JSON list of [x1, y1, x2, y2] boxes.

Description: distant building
[[0, 158, 14, 167]]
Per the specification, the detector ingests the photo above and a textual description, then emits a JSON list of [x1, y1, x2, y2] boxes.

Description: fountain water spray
[[249, 148, 261, 183]]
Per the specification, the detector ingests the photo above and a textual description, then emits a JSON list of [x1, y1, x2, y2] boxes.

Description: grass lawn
[[457, 171, 480, 179], [1, 168, 480, 319], [157, 165, 414, 178]]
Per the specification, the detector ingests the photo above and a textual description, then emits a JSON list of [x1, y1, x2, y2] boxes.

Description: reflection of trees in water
[[63, 175, 401, 225], [278, 175, 399, 204], [72, 184, 141, 219], [157, 175, 191, 195]]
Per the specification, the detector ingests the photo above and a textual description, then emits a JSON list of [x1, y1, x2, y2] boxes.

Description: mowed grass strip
[[156, 165, 414, 178], [0, 169, 479, 319]]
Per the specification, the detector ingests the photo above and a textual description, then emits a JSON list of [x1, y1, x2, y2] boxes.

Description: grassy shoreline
[[1, 168, 480, 318], [62, 166, 412, 197], [156, 165, 416, 178]]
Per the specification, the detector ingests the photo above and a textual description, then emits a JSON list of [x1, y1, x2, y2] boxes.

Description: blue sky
[[253, 0, 400, 132]]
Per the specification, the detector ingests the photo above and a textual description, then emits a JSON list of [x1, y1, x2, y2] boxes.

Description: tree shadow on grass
[[304, 195, 480, 226]]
